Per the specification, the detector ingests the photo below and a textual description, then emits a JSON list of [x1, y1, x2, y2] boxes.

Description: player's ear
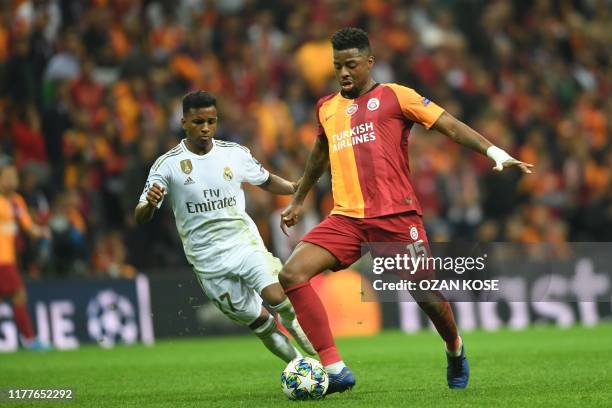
[[367, 55, 375, 68], [180, 117, 186, 129]]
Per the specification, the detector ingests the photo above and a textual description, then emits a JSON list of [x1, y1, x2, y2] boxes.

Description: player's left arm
[[239, 146, 299, 194], [432, 111, 533, 174], [258, 174, 300, 195]]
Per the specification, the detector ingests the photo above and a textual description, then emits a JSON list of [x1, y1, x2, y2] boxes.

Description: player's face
[[181, 106, 218, 154], [0, 166, 19, 193], [333, 48, 374, 98]]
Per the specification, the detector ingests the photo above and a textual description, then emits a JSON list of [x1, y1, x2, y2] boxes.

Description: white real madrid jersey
[[139, 139, 271, 277]]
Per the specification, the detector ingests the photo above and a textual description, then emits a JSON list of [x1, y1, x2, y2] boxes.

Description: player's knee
[[279, 262, 308, 289]]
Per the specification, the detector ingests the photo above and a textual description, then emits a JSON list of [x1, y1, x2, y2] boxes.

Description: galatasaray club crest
[[223, 166, 233, 181], [180, 159, 193, 174], [367, 97, 380, 111], [410, 226, 419, 241]]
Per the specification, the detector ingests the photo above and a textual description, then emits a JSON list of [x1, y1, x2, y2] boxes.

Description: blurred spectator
[[48, 189, 87, 277], [91, 230, 136, 279], [0, 0, 609, 279], [43, 29, 81, 84], [9, 104, 47, 167], [295, 22, 334, 94]]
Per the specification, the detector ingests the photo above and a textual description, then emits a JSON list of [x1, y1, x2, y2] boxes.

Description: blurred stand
[[0, 0, 608, 279]]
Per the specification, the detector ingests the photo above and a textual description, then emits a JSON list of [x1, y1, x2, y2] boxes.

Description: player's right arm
[[280, 137, 329, 235], [134, 183, 165, 224], [293, 137, 329, 204], [135, 160, 170, 225]]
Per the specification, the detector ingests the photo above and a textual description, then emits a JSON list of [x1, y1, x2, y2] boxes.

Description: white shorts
[[194, 248, 282, 326]]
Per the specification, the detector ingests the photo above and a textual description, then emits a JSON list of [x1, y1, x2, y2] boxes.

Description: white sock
[[271, 298, 316, 355], [271, 298, 295, 327], [253, 315, 300, 363], [324, 361, 346, 375], [446, 336, 463, 357]]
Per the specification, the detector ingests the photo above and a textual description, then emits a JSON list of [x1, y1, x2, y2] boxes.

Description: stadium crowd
[[0, 0, 610, 278]]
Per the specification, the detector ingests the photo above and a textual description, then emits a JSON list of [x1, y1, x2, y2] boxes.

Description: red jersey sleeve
[[386, 83, 445, 129]]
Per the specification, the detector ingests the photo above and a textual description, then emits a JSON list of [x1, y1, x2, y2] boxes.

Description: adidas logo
[[184, 177, 195, 185]]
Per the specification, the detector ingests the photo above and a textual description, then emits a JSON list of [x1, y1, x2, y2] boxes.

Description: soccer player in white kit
[[134, 90, 315, 362]]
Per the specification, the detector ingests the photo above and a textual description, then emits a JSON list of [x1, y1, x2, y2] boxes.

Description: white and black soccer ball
[[87, 290, 138, 348], [281, 357, 329, 400]]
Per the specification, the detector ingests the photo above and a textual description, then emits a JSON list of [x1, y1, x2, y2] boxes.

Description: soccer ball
[[281, 357, 329, 400]]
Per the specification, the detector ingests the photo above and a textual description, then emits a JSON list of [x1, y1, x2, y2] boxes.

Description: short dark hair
[[331, 27, 371, 53], [182, 90, 216, 114]]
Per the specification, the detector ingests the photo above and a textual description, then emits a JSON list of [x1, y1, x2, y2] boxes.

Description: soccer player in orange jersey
[[279, 28, 533, 394], [0, 157, 50, 350]]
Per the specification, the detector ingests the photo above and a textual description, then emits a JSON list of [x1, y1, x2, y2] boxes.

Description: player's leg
[[278, 242, 339, 364], [11, 286, 34, 342], [0, 265, 40, 349], [197, 273, 300, 363], [279, 215, 364, 393], [413, 289, 469, 388], [11, 286, 50, 351], [369, 212, 469, 388], [280, 242, 357, 393], [239, 250, 315, 355], [260, 282, 315, 355], [415, 290, 461, 352], [249, 306, 301, 363]]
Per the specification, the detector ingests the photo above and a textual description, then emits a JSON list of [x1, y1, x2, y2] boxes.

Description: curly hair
[[331, 27, 371, 53]]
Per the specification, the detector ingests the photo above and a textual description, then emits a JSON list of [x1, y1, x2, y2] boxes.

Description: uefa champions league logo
[[87, 290, 138, 348]]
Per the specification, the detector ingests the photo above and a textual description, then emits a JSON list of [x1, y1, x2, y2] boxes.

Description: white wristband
[[486, 146, 512, 171]]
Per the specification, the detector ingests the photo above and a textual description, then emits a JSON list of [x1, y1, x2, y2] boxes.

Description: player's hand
[[495, 158, 534, 174], [280, 202, 303, 236], [146, 183, 166, 207]]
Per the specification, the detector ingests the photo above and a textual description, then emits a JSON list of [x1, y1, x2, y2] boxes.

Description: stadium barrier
[[0, 275, 154, 352], [1, 256, 610, 352]]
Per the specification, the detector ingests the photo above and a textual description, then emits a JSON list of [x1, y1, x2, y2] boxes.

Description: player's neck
[[184, 138, 213, 155], [342, 78, 378, 99], [358, 78, 377, 97]]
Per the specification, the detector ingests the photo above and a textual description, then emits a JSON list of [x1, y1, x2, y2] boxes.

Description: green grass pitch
[[2, 324, 612, 407]]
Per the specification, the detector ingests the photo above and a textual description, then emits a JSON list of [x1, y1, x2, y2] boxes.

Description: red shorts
[[302, 211, 429, 271], [0, 264, 24, 297]]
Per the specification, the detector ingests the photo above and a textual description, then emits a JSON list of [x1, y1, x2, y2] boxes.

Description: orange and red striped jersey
[[0, 193, 33, 265], [316, 83, 444, 218]]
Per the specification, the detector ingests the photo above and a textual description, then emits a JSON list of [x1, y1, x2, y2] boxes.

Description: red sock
[[285, 281, 341, 365], [13, 303, 34, 340]]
